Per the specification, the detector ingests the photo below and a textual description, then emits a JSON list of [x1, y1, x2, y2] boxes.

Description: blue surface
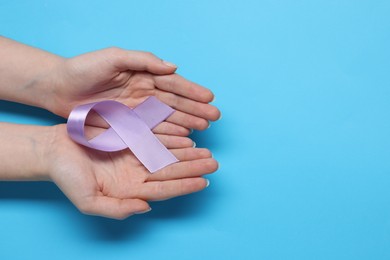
[[1, 0, 390, 259]]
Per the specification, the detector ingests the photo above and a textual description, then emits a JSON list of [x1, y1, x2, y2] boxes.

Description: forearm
[[0, 122, 53, 181], [0, 36, 64, 109]]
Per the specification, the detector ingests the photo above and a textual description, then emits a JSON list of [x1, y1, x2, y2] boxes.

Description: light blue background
[[1, 0, 390, 259]]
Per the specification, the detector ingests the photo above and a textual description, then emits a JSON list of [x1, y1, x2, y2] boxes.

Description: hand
[[48, 124, 218, 219], [44, 48, 221, 134]]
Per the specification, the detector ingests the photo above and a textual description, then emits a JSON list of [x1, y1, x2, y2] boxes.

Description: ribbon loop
[[67, 96, 178, 173]]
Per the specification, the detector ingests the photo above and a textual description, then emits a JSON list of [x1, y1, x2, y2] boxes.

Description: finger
[[84, 125, 107, 140], [148, 158, 218, 181], [166, 110, 209, 130], [152, 122, 191, 136], [170, 147, 213, 162], [83, 120, 193, 141], [78, 196, 150, 220], [107, 48, 177, 75], [156, 90, 221, 121], [154, 74, 214, 103], [137, 178, 209, 201], [81, 103, 193, 136], [156, 134, 194, 149], [85, 110, 110, 129]]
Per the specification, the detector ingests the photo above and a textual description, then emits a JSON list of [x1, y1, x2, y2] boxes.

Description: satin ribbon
[[67, 96, 178, 173]]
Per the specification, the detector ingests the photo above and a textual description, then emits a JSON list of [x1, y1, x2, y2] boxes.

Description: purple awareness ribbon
[[67, 96, 178, 173]]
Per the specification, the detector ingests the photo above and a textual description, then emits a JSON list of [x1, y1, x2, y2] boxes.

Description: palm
[[52, 131, 148, 197], [49, 124, 217, 219], [60, 70, 157, 114]]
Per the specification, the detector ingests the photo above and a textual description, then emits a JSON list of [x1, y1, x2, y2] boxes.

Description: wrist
[[26, 57, 67, 113], [0, 123, 56, 181], [0, 37, 66, 110], [36, 125, 58, 181]]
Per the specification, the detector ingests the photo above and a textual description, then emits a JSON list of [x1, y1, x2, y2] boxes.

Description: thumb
[[105, 47, 177, 75], [79, 196, 151, 220]]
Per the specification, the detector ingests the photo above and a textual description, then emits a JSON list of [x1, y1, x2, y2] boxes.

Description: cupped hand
[[48, 124, 218, 219], [46, 48, 221, 134]]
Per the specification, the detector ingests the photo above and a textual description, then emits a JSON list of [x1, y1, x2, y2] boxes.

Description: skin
[[0, 36, 221, 133], [0, 36, 220, 219], [0, 123, 218, 219]]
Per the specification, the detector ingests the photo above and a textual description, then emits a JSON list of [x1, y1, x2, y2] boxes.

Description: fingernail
[[211, 96, 216, 103], [192, 141, 196, 148], [163, 60, 177, 68], [135, 208, 152, 214], [218, 113, 222, 120], [207, 122, 211, 129], [189, 128, 194, 134], [205, 179, 210, 188]]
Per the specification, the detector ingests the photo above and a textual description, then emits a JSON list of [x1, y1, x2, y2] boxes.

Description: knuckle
[[161, 122, 170, 133], [157, 166, 169, 180], [155, 182, 165, 196], [143, 51, 157, 59], [165, 92, 178, 108], [165, 74, 175, 89], [106, 46, 123, 55]]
